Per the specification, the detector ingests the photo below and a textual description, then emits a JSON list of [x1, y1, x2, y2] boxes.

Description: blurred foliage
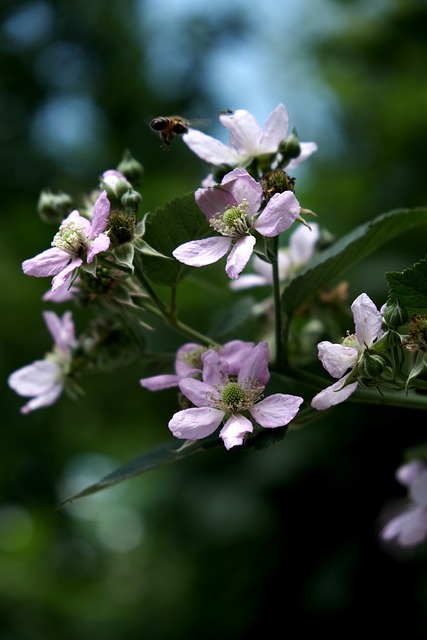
[[2, 0, 427, 638]]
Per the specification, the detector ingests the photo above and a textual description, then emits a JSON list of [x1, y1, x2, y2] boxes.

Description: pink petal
[[51, 258, 82, 291], [43, 310, 76, 353], [225, 235, 256, 279], [229, 274, 270, 290], [221, 168, 263, 214], [8, 360, 61, 396], [175, 342, 204, 377], [289, 222, 320, 266], [168, 406, 224, 440], [249, 394, 303, 428], [90, 190, 111, 239], [317, 341, 358, 378], [87, 232, 110, 263], [311, 376, 358, 410], [19, 384, 63, 414], [380, 507, 427, 546], [287, 142, 318, 170], [195, 186, 236, 220], [253, 191, 300, 238], [220, 414, 253, 450], [219, 340, 255, 375], [396, 460, 427, 488], [183, 129, 240, 165], [201, 350, 229, 387], [237, 341, 270, 387], [179, 377, 219, 408], [22, 247, 71, 278], [173, 236, 231, 267], [140, 374, 182, 391], [219, 109, 263, 156]]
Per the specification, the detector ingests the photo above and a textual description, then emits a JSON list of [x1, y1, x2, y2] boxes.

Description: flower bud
[[37, 190, 74, 224], [121, 189, 142, 210], [278, 131, 301, 164], [382, 299, 408, 329], [358, 352, 385, 380], [116, 150, 144, 186]]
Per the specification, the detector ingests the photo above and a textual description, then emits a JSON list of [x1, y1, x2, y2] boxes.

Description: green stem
[[271, 237, 284, 368]]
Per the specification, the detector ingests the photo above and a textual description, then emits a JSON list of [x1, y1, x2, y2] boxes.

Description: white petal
[[168, 407, 224, 440], [351, 293, 383, 348], [311, 376, 358, 410], [183, 129, 240, 165], [253, 191, 300, 238], [219, 414, 253, 450], [179, 378, 219, 407], [317, 341, 358, 378], [173, 237, 231, 267], [225, 236, 256, 279], [289, 222, 320, 266], [8, 360, 62, 397], [249, 394, 303, 428], [286, 141, 318, 170]]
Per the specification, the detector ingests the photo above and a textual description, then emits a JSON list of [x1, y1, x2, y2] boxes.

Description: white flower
[[311, 293, 384, 410]]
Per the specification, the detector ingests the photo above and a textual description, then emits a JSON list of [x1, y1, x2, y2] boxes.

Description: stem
[[271, 236, 284, 368]]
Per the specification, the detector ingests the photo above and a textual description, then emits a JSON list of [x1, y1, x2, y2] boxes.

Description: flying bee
[[150, 115, 209, 149]]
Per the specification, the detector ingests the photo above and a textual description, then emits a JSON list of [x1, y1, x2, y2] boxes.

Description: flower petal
[[311, 375, 358, 410], [8, 360, 61, 397], [175, 342, 204, 377], [380, 506, 427, 546], [220, 414, 253, 450], [289, 222, 320, 266], [201, 350, 229, 387], [179, 377, 219, 407], [90, 190, 110, 239], [140, 374, 182, 391], [259, 103, 289, 152], [317, 341, 358, 378], [249, 393, 304, 428], [225, 235, 256, 279], [237, 341, 270, 387], [51, 258, 82, 291], [183, 129, 240, 165], [195, 185, 236, 220], [168, 406, 224, 440], [173, 237, 231, 267], [351, 293, 383, 348], [221, 168, 263, 214], [253, 191, 300, 238], [22, 247, 71, 278], [87, 232, 110, 263], [219, 340, 255, 375], [19, 384, 63, 414], [287, 141, 318, 170], [219, 109, 264, 157], [43, 310, 76, 354]]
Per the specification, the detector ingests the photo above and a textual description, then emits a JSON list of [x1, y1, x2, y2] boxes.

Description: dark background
[[1, 0, 427, 637]]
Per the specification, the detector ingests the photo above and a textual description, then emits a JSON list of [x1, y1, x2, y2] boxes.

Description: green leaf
[[141, 191, 212, 286], [386, 258, 427, 316], [58, 435, 223, 506], [282, 207, 427, 318]]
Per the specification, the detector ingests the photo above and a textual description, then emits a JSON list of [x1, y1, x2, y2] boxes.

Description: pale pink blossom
[[183, 104, 317, 172], [381, 460, 427, 546], [22, 190, 111, 292], [173, 168, 300, 280], [311, 293, 384, 410], [140, 340, 255, 391], [168, 341, 304, 450], [8, 311, 77, 414]]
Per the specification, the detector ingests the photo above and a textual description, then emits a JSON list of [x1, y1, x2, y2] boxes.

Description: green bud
[[116, 150, 144, 186], [382, 299, 408, 329], [121, 189, 142, 210], [211, 164, 233, 183], [278, 130, 301, 164], [37, 189, 74, 224], [358, 352, 385, 380]]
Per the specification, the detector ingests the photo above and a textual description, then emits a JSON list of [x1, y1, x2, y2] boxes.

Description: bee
[[150, 115, 208, 149]]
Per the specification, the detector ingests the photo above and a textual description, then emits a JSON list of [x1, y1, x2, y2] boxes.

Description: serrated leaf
[[141, 191, 213, 286], [282, 207, 427, 318], [386, 258, 427, 316]]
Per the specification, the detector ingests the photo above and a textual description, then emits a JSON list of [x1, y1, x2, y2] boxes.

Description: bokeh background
[[2, 0, 427, 637]]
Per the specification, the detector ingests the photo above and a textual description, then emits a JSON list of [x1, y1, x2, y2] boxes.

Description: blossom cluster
[[8, 103, 427, 548]]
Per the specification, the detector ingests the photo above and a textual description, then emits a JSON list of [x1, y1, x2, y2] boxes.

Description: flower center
[[180, 346, 209, 369], [209, 199, 251, 238], [342, 332, 360, 350], [52, 220, 86, 256], [221, 381, 246, 411]]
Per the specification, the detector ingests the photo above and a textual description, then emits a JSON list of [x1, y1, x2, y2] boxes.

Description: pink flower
[[8, 311, 77, 414], [380, 460, 427, 546], [172, 168, 301, 280], [22, 190, 111, 292], [311, 293, 384, 410], [168, 341, 304, 450], [183, 104, 317, 172], [140, 340, 255, 391]]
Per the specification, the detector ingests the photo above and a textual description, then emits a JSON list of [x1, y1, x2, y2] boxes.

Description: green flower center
[[209, 199, 251, 238], [221, 381, 246, 411]]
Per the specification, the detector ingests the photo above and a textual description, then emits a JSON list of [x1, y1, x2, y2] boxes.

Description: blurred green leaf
[[282, 207, 427, 318]]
